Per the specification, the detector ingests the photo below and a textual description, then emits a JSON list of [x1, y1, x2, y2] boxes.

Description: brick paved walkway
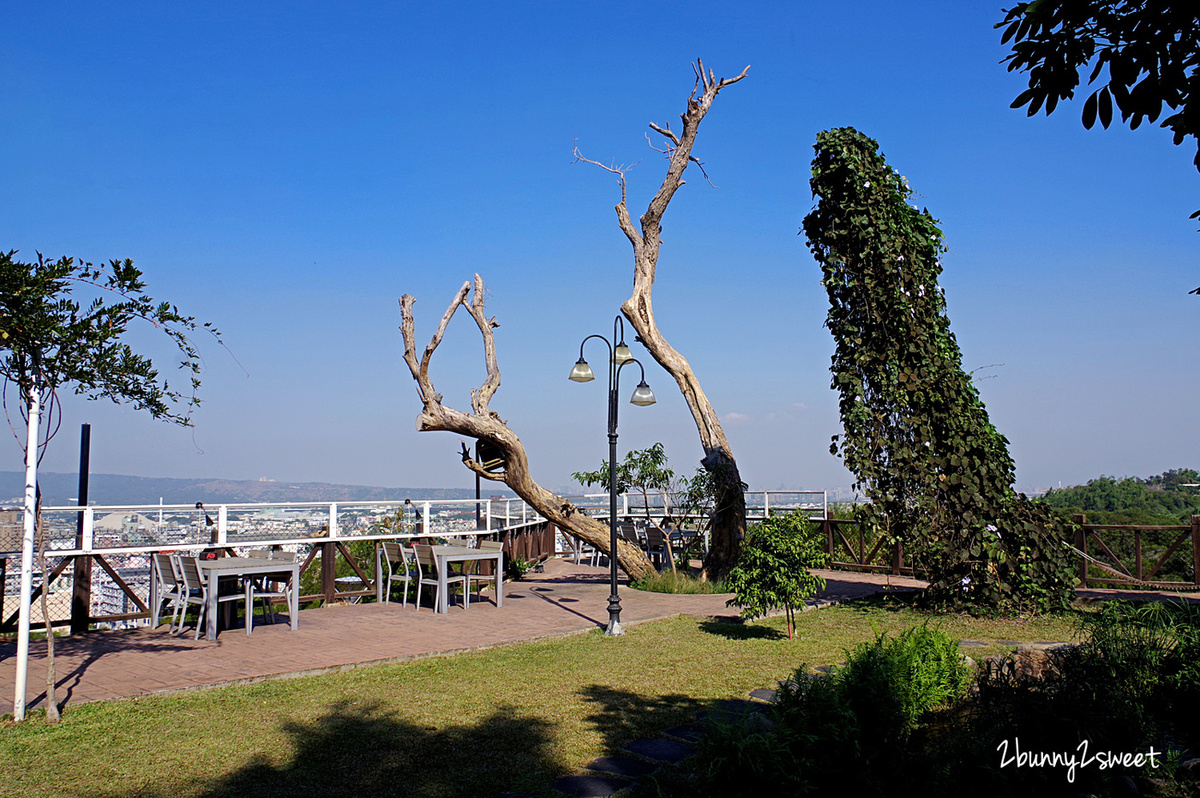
[[0, 561, 927, 715]]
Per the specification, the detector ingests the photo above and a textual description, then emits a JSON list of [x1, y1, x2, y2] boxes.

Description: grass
[[629, 569, 728, 594], [0, 601, 1084, 798]]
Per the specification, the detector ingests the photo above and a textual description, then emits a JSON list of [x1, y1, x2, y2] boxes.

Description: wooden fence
[[1071, 514, 1200, 590], [818, 514, 1200, 590]]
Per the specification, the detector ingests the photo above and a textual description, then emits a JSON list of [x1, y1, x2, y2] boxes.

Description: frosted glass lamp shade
[[613, 343, 633, 364], [569, 358, 595, 383], [630, 381, 656, 406]]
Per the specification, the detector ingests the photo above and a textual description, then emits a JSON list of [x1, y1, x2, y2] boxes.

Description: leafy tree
[[573, 442, 725, 571], [1, 250, 219, 722], [997, 1, 1200, 229], [1040, 469, 1200, 524], [801, 128, 1076, 611], [725, 511, 829, 639]]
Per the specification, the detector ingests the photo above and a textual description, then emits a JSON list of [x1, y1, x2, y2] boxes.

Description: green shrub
[[630, 570, 727, 594], [725, 511, 830, 638], [678, 624, 969, 797]]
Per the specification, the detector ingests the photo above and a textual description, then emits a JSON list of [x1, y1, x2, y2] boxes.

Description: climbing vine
[[801, 127, 1075, 611]]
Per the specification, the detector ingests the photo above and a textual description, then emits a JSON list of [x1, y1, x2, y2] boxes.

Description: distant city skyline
[[3, 2, 1196, 496]]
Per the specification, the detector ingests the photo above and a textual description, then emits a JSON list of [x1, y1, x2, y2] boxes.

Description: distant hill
[[1038, 468, 1200, 524], [0, 471, 508, 507]]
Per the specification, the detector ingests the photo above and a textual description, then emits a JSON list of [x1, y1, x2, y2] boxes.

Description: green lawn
[[1, 601, 1084, 798]]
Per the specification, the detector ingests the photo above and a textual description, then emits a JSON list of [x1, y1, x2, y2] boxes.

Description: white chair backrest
[[383, 542, 409, 575], [246, 549, 271, 559], [153, 553, 179, 587], [414, 544, 438, 574], [177, 556, 204, 593], [478, 540, 504, 552]]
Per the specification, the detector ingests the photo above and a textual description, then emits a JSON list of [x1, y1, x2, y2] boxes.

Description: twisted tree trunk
[[399, 275, 654, 580], [576, 60, 750, 581]]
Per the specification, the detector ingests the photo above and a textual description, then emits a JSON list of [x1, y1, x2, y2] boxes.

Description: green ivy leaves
[[802, 128, 1074, 612]]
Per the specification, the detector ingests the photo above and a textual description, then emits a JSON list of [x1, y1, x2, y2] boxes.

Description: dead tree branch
[[576, 58, 750, 581], [399, 275, 654, 579]]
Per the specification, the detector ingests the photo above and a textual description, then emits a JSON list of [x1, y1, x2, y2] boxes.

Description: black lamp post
[[570, 316, 655, 636]]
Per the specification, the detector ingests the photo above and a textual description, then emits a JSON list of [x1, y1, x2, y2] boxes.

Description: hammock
[[1068, 544, 1200, 592]]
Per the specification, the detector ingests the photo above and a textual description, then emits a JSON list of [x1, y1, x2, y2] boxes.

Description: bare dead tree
[[574, 59, 750, 581], [399, 274, 655, 580]]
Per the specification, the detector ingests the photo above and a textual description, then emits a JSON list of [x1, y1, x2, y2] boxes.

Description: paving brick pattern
[[0, 562, 925, 715]]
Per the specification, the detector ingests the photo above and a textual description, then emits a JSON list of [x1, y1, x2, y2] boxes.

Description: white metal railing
[[7, 498, 504, 559], [2, 489, 831, 560]]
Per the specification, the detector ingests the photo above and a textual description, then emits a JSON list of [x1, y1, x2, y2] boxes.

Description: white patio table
[[429, 544, 503, 614], [196, 557, 300, 640]]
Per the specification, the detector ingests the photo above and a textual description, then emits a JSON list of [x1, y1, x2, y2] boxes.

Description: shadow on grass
[[108, 699, 561, 798], [697, 619, 785, 641], [579, 685, 764, 758]]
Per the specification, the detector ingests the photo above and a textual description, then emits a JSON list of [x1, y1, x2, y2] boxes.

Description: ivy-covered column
[[802, 127, 1075, 611]]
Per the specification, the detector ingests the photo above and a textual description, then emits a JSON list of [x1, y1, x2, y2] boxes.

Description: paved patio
[[0, 560, 927, 715]]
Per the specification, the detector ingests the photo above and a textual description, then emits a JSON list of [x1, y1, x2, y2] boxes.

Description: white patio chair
[[151, 553, 185, 633], [244, 553, 297, 635], [465, 540, 504, 604], [175, 554, 246, 640], [414, 544, 468, 612], [380, 541, 414, 607], [574, 537, 601, 567]]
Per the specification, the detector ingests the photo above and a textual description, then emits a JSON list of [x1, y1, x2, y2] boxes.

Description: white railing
[[7, 498, 503, 559], [2, 489, 831, 560]]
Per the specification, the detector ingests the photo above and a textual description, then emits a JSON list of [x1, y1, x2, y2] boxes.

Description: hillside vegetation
[[1039, 468, 1200, 525]]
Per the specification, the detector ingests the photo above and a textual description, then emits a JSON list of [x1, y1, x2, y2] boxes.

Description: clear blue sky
[[3, 1, 1196, 497]]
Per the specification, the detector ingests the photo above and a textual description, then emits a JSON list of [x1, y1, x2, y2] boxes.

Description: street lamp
[[570, 315, 655, 635]]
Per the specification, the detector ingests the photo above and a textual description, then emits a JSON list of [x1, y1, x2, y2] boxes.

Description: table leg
[[206, 569, 219, 641], [375, 544, 384, 603], [149, 560, 160, 628], [437, 556, 448, 614], [289, 565, 299, 630], [494, 553, 503, 607]]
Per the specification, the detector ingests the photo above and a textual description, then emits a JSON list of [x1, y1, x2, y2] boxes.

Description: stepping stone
[[995, 639, 1021, 646], [586, 756, 658, 778], [625, 737, 695, 763], [553, 774, 632, 797], [749, 687, 778, 703], [662, 724, 704, 743], [959, 640, 988, 647]]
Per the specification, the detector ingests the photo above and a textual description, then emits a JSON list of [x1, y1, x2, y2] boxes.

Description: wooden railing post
[[823, 518, 834, 559], [1073, 514, 1088, 588], [321, 542, 336, 604], [1134, 530, 1143, 582], [1192, 515, 1200, 587]]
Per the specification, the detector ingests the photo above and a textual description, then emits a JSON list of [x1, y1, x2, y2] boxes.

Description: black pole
[[574, 316, 654, 637], [605, 318, 624, 636], [475, 443, 482, 530], [70, 423, 91, 635]]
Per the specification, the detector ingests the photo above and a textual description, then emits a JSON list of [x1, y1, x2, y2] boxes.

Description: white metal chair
[[151, 553, 185, 633], [573, 536, 601, 567], [175, 554, 246, 640], [244, 553, 296, 635], [465, 540, 504, 603], [379, 541, 414, 607], [414, 544, 468, 611]]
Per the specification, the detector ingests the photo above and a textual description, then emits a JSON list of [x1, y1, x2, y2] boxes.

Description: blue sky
[[3, 1, 1196, 497]]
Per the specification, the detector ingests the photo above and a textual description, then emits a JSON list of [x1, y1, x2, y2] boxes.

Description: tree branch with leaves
[[1, 249, 223, 722]]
